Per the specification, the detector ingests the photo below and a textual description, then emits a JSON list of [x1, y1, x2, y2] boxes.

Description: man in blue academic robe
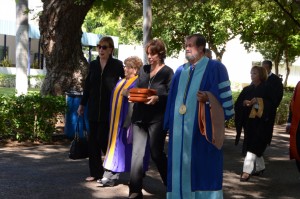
[[164, 34, 234, 199]]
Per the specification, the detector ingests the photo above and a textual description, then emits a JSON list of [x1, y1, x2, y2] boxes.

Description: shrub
[[0, 74, 45, 88], [0, 56, 13, 67], [0, 93, 66, 142], [225, 91, 239, 128], [275, 91, 293, 124], [0, 74, 15, 87]]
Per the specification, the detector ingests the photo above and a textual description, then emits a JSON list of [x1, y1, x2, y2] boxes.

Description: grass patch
[[0, 87, 40, 95]]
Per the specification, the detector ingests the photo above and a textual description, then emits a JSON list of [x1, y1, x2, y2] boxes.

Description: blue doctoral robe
[[164, 57, 234, 199]]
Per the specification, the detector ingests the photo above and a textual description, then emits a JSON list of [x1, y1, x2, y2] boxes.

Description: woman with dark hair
[[235, 66, 273, 182], [128, 39, 174, 199], [77, 36, 124, 182]]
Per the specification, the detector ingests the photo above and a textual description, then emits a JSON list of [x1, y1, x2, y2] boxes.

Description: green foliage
[[0, 74, 15, 81], [84, 0, 300, 62], [31, 60, 39, 69], [0, 74, 15, 87], [0, 94, 66, 142], [275, 90, 293, 124], [225, 91, 239, 128], [0, 95, 10, 139], [83, 1, 140, 44], [0, 74, 45, 88], [0, 56, 13, 67], [103, 0, 238, 58], [30, 75, 45, 81], [0, 87, 40, 96], [150, 0, 237, 57], [233, 0, 300, 76]]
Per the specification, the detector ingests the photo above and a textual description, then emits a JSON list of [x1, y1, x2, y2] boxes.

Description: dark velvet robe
[[234, 82, 273, 157]]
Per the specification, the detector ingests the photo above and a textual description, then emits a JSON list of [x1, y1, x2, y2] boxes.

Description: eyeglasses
[[97, 45, 109, 50]]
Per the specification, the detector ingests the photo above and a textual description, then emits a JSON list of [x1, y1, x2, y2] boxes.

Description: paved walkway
[[0, 125, 299, 199]]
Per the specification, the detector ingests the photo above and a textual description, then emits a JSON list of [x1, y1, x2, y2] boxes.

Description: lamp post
[[143, 0, 152, 64]]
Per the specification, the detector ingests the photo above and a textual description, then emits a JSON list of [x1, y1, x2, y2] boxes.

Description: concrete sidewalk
[[0, 125, 299, 199]]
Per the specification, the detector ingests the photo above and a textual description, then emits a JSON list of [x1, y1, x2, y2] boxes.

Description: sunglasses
[[97, 45, 109, 50]]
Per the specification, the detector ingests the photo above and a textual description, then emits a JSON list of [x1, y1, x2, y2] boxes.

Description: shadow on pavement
[[0, 125, 299, 199]]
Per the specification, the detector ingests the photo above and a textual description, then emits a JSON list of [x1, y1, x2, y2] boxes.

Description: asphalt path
[[0, 125, 299, 199]]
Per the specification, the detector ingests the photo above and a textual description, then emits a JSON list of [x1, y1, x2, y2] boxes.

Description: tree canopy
[[38, 0, 300, 95], [229, 0, 300, 85]]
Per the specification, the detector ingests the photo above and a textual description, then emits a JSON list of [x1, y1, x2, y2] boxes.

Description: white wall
[[0, 67, 46, 75], [222, 37, 263, 84]]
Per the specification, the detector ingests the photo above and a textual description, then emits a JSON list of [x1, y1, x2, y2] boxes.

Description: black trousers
[[88, 121, 109, 179], [266, 110, 277, 145], [296, 160, 300, 173], [129, 121, 167, 193]]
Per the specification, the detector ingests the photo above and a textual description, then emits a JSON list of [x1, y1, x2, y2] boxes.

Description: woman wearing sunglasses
[[78, 36, 125, 182]]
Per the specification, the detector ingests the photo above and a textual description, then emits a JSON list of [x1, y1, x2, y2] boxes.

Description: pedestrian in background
[[235, 66, 273, 182], [262, 60, 283, 145], [77, 36, 124, 182]]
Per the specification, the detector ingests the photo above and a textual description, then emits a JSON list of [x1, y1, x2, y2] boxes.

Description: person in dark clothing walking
[[262, 60, 283, 145], [235, 66, 273, 182], [77, 36, 124, 182]]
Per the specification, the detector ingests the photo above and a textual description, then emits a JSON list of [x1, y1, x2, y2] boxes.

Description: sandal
[[240, 172, 251, 182], [85, 176, 96, 182]]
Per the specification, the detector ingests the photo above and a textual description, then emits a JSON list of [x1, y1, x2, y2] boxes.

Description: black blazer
[[266, 73, 283, 109], [81, 56, 124, 122]]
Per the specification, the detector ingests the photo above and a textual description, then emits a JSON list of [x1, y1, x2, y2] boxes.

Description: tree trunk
[[39, 0, 94, 96], [212, 45, 226, 62], [273, 49, 282, 75], [284, 50, 290, 87], [15, 0, 29, 95]]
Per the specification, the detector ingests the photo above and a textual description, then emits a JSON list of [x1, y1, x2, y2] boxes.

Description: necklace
[[179, 64, 195, 115], [148, 73, 157, 89], [148, 65, 164, 89]]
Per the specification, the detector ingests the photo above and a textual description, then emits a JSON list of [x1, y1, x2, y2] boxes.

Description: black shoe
[[98, 177, 116, 187], [252, 169, 265, 176]]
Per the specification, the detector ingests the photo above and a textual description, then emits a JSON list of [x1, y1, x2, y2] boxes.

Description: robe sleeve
[[206, 61, 234, 121]]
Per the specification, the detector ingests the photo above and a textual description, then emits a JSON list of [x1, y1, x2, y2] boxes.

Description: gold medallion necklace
[[179, 64, 195, 115]]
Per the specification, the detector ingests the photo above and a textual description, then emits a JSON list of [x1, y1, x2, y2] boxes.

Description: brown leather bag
[[129, 88, 157, 103]]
